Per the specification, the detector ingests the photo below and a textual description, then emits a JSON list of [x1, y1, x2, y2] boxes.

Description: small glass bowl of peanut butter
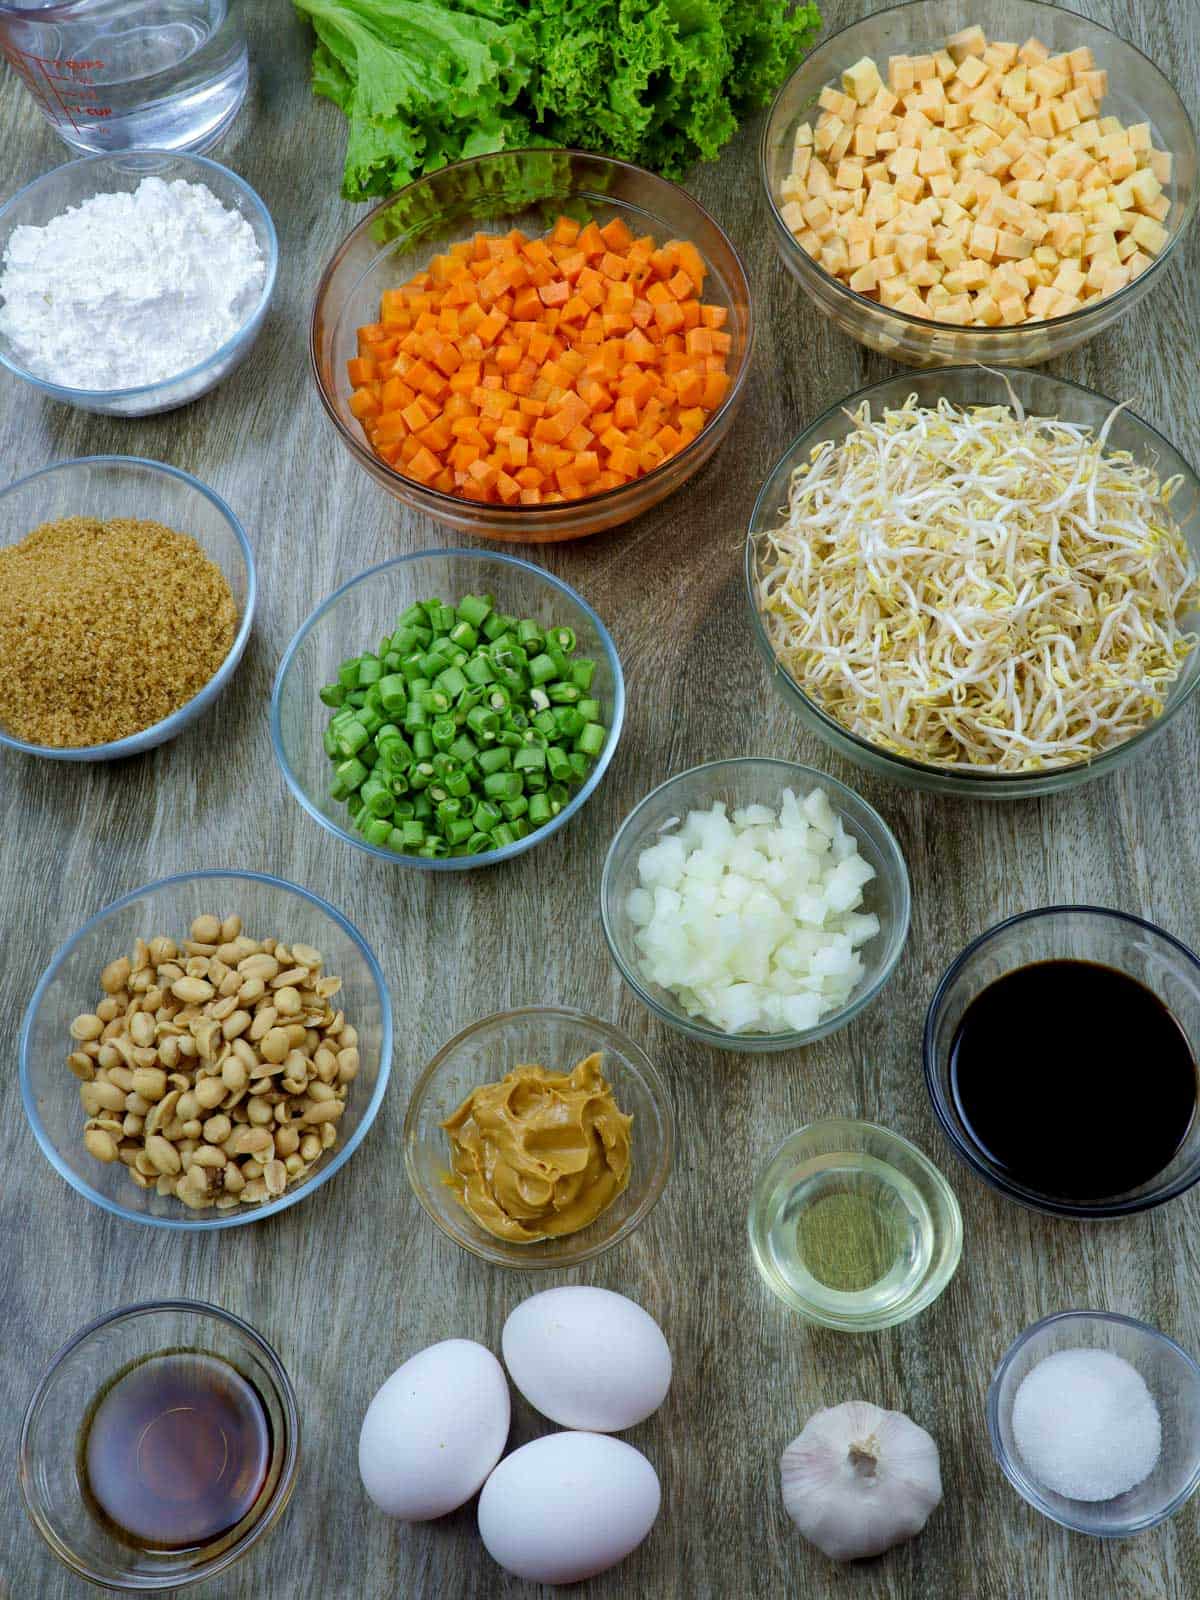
[[404, 1007, 674, 1268]]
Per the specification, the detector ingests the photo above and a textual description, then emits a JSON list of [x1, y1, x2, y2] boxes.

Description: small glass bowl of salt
[[988, 1310, 1200, 1537]]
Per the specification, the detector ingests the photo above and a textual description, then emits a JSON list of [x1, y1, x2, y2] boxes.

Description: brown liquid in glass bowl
[[79, 1351, 271, 1552], [949, 959, 1197, 1201]]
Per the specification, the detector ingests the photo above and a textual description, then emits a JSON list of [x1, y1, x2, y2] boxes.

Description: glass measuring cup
[[0, 0, 247, 155]]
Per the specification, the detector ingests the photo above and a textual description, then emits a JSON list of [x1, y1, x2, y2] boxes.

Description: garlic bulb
[[780, 1401, 942, 1561]]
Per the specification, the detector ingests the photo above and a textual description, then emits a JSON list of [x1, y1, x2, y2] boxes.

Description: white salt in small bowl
[[988, 1310, 1200, 1537]]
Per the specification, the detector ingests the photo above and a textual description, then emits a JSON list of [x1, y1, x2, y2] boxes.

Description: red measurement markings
[[2, 46, 49, 114], [37, 56, 82, 131], [7, 51, 102, 73], [1, 49, 112, 128], [34, 59, 105, 84]]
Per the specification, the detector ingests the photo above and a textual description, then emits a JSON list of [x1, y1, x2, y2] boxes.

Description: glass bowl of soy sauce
[[924, 907, 1200, 1218], [19, 1300, 299, 1590]]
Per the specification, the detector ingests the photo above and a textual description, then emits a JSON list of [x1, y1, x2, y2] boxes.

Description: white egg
[[502, 1286, 672, 1431], [478, 1431, 660, 1583], [358, 1339, 510, 1520]]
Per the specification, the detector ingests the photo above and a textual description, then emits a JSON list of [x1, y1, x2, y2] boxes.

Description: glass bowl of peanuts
[[19, 870, 393, 1230], [761, 0, 1199, 367], [311, 147, 753, 541]]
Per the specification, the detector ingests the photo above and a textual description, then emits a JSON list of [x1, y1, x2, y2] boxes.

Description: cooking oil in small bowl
[[748, 1119, 962, 1332]]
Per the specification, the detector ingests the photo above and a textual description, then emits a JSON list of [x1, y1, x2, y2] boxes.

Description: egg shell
[[478, 1431, 660, 1583], [501, 1286, 672, 1432], [358, 1339, 510, 1521]]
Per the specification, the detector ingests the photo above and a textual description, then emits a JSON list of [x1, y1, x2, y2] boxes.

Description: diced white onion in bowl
[[625, 788, 881, 1036]]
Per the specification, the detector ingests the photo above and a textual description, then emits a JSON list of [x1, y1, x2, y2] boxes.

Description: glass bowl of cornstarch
[[0, 150, 277, 417]]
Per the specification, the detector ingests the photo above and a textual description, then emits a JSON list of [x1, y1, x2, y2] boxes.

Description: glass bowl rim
[[18, 1296, 301, 1591], [744, 365, 1200, 790], [759, 0, 1200, 343], [402, 1003, 675, 1268], [747, 1115, 964, 1330], [985, 1307, 1200, 1536], [0, 149, 279, 401], [0, 454, 258, 761], [922, 903, 1200, 1217], [269, 547, 626, 870], [599, 755, 912, 1049], [308, 145, 755, 521], [19, 868, 394, 1230]]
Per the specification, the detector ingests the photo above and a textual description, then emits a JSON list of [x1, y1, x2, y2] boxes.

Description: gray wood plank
[[1, 1, 1198, 1596]]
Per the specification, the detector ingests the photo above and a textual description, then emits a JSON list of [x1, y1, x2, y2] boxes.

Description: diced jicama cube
[[803, 787, 838, 834]]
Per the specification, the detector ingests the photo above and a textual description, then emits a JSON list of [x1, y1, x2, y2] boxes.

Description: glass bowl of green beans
[[270, 551, 624, 868]]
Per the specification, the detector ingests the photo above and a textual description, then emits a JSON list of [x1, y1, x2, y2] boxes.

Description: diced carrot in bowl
[[348, 215, 734, 505]]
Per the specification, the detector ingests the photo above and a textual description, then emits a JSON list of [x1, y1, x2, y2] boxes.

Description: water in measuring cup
[[0, 0, 248, 154]]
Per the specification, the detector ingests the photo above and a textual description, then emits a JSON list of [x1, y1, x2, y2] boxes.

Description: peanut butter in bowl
[[440, 1054, 633, 1244]]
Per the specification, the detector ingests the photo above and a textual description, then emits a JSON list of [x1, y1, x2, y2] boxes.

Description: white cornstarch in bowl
[[0, 177, 266, 391], [1012, 1347, 1162, 1501]]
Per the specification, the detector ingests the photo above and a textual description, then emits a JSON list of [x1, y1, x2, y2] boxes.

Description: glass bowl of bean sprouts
[[745, 366, 1200, 799]]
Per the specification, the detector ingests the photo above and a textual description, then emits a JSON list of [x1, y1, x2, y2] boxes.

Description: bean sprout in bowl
[[746, 367, 1200, 800], [600, 759, 910, 1053], [310, 148, 752, 541], [20, 870, 392, 1230], [760, 0, 1199, 368]]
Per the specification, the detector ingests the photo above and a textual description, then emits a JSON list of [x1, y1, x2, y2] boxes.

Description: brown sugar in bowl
[[0, 457, 255, 761]]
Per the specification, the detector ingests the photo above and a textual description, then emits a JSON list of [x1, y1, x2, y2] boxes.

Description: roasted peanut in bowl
[[20, 870, 393, 1230]]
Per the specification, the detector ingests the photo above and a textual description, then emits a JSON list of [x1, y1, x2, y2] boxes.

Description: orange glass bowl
[[310, 149, 753, 542]]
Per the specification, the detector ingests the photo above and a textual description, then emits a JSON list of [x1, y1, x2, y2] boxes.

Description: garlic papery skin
[[780, 1401, 942, 1561]]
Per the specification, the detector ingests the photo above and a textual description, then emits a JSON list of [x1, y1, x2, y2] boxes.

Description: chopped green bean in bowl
[[270, 551, 624, 869]]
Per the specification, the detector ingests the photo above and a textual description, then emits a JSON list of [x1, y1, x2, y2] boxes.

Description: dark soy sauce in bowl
[[949, 959, 1198, 1201], [79, 1351, 271, 1552]]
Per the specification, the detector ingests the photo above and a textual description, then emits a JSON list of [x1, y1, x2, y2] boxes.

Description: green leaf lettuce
[[297, 0, 536, 199], [295, 0, 821, 199]]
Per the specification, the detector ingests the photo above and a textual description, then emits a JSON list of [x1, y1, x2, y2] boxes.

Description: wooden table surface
[[3, 3, 1199, 1596]]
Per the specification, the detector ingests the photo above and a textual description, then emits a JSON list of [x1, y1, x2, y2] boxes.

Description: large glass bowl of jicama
[[600, 759, 910, 1053], [759, 0, 1199, 367], [310, 148, 753, 542], [745, 367, 1200, 800]]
